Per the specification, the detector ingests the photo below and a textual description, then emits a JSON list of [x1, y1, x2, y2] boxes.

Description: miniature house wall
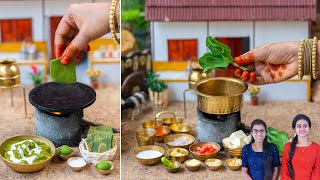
[[0, 0, 119, 86], [151, 21, 310, 101]]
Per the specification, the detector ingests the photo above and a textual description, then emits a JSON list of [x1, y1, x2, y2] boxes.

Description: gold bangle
[[312, 37, 317, 79], [109, 0, 120, 45], [298, 39, 305, 79]]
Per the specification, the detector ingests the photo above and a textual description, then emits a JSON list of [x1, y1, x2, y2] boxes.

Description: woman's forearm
[[272, 167, 279, 180]]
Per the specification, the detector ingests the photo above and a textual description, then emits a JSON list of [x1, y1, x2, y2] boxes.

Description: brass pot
[[189, 67, 212, 90], [0, 59, 20, 87], [194, 77, 247, 114]]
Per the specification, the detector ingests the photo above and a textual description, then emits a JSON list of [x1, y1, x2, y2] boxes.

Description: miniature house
[[146, 0, 316, 101]]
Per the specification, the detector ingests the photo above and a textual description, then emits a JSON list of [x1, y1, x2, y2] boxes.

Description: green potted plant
[[86, 69, 102, 89], [146, 71, 168, 109], [248, 85, 260, 106], [29, 65, 43, 87]]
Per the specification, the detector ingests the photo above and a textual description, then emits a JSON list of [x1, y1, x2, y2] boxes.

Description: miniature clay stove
[[29, 82, 96, 147]]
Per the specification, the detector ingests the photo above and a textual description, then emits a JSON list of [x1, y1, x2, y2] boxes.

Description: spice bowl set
[[134, 111, 243, 173]]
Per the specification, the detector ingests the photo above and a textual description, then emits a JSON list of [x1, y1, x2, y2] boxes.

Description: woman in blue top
[[242, 119, 280, 180]]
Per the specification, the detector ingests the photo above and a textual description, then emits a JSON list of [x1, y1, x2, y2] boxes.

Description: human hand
[[54, 3, 111, 64], [234, 42, 299, 85]]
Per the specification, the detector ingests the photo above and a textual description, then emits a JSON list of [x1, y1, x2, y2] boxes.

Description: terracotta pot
[[250, 96, 259, 106], [90, 81, 98, 89]]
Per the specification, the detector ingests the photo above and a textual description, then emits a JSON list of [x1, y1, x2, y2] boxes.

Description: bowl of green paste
[[0, 135, 55, 173]]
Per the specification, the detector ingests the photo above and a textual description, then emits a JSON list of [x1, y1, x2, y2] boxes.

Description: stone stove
[[29, 82, 96, 147]]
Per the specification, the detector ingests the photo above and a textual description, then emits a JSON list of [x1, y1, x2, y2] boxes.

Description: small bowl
[[189, 142, 221, 161], [163, 117, 183, 126], [164, 160, 181, 173], [226, 158, 242, 171], [184, 159, 202, 172], [155, 126, 171, 142], [134, 145, 165, 166], [205, 158, 222, 171], [95, 160, 114, 175], [142, 120, 163, 129], [136, 128, 156, 147], [67, 157, 87, 172], [164, 133, 195, 149], [56, 147, 74, 161], [167, 148, 189, 163], [170, 123, 191, 134]]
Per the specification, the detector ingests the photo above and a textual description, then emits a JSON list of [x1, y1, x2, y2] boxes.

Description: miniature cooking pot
[[0, 59, 20, 87], [193, 77, 247, 114]]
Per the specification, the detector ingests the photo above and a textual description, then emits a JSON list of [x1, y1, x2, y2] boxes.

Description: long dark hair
[[288, 114, 311, 179], [250, 119, 272, 180]]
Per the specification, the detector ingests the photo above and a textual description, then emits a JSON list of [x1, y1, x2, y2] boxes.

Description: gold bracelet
[[298, 39, 305, 79], [109, 0, 120, 45], [312, 37, 317, 79]]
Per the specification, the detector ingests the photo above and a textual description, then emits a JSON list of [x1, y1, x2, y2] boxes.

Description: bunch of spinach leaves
[[199, 36, 247, 73]]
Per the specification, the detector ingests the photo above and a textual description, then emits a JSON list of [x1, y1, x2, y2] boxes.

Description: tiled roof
[[146, 0, 316, 21]]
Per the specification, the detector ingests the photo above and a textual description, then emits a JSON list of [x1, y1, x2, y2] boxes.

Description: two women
[[242, 115, 319, 180], [242, 119, 280, 180]]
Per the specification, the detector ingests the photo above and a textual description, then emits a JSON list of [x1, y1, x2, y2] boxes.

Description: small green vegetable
[[96, 160, 111, 170], [59, 145, 72, 155], [267, 127, 290, 156], [161, 157, 177, 168], [50, 58, 76, 83], [199, 36, 248, 73]]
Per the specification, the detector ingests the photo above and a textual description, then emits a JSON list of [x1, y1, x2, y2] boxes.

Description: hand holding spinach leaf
[[199, 36, 247, 73]]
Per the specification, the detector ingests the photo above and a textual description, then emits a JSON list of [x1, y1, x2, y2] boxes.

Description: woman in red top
[[281, 114, 320, 180]]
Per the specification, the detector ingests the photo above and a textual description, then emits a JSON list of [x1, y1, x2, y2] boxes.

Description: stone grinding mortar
[[29, 82, 96, 147], [193, 77, 248, 145]]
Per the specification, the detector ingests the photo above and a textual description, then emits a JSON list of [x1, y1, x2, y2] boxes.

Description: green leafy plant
[[267, 127, 290, 156], [199, 36, 248, 73], [29, 65, 43, 84], [146, 71, 168, 93], [121, 9, 149, 32]]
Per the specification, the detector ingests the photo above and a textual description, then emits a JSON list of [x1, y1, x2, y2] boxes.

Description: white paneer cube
[[222, 138, 232, 148], [229, 130, 247, 142], [243, 135, 252, 144]]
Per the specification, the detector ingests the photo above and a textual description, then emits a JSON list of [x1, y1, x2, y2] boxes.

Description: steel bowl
[[170, 123, 191, 134], [134, 145, 165, 166], [163, 160, 181, 173], [226, 158, 242, 171], [167, 148, 189, 163], [189, 142, 221, 161], [0, 59, 20, 88], [194, 77, 247, 114], [184, 159, 202, 172], [164, 133, 195, 149], [0, 135, 56, 173], [205, 158, 222, 171]]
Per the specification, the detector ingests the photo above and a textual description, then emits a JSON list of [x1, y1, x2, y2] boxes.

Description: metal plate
[[29, 82, 96, 113]]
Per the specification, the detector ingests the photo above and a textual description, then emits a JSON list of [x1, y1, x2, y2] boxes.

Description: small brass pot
[[170, 123, 191, 134], [194, 77, 247, 114], [155, 126, 171, 142], [189, 66, 212, 90], [0, 59, 20, 88], [167, 148, 189, 163], [136, 128, 156, 147], [142, 120, 163, 129]]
